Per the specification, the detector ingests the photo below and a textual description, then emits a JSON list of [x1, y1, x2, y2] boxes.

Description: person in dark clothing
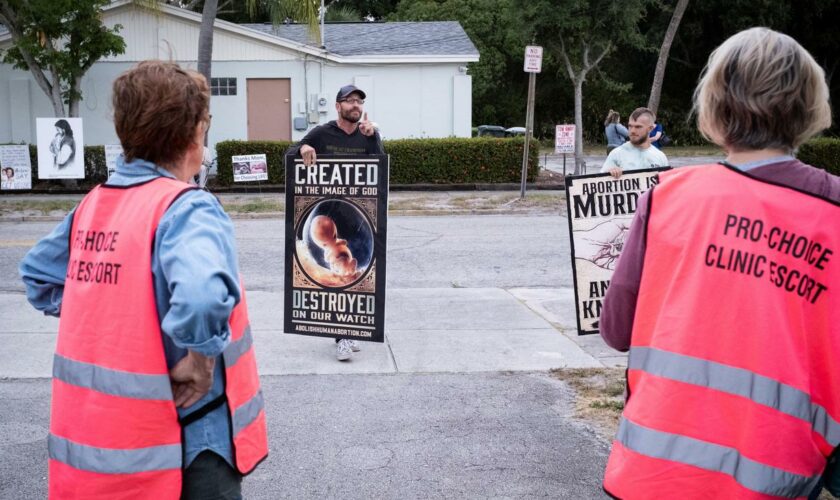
[[288, 84, 384, 361], [289, 84, 384, 166]]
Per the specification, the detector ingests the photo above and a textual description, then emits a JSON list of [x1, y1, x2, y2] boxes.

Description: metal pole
[[563, 154, 566, 176], [520, 72, 536, 199]]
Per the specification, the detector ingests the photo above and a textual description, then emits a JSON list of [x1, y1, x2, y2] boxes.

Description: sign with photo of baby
[[284, 154, 389, 342], [565, 167, 669, 335]]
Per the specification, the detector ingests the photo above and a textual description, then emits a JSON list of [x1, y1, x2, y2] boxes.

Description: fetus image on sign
[[576, 220, 630, 270], [296, 200, 373, 287]]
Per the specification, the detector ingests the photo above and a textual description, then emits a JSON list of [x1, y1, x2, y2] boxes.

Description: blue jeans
[[181, 451, 242, 500]]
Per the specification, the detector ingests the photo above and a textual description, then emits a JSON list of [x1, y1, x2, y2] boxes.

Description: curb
[[2, 206, 567, 222], [6, 182, 566, 196]]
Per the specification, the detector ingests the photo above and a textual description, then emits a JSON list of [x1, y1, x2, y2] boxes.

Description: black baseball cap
[[336, 84, 366, 102]]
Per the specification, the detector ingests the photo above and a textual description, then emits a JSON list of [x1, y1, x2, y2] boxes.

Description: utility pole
[[520, 45, 542, 199]]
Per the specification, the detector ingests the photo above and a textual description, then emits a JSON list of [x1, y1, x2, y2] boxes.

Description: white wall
[[0, 4, 474, 150], [102, 5, 300, 63], [317, 64, 471, 140]]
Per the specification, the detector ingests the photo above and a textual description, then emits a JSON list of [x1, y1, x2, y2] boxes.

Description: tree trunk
[[573, 78, 584, 175], [68, 76, 82, 117], [197, 0, 218, 146], [197, 0, 218, 85], [648, 0, 690, 114]]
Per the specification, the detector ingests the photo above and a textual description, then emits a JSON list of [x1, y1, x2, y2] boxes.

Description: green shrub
[[214, 140, 293, 186], [386, 137, 538, 184], [213, 137, 539, 186], [797, 137, 840, 176]]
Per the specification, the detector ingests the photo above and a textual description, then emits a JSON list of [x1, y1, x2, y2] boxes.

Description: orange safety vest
[[603, 164, 840, 499], [50, 177, 267, 499]]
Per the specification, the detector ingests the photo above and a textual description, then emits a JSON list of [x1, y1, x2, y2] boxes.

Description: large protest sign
[[0, 145, 32, 190], [284, 154, 389, 343], [232, 154, 269, 182], [36, 118, 84, 179], [565, 168, 668, 335]]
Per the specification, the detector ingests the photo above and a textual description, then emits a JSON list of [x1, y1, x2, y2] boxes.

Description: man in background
[[600, 107, 669, 178]]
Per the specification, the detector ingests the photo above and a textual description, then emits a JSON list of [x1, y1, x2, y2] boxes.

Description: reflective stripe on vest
[[223, 325, 253, 369], [223, 281, 269, 474], [48, 434, 181, 475], [616, 418, 821, 498], [53, 353, 173, 401], [629, 346, 840, 447], [52, 178, 193, 496], [604, 164, 840, 499], [232, 390, 265, 436]]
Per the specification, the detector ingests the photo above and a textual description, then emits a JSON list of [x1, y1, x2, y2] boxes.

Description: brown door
[[247, 79, 291, 141]]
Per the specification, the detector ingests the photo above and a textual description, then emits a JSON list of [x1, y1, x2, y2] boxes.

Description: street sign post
[[523, 46, 543, 73], [555, 124, 576, 175], [521, 46, 543, 199]]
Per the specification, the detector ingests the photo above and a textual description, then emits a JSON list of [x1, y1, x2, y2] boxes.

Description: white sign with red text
[[555, 124, 575, 154]]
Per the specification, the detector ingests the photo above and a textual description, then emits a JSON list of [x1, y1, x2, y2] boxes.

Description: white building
[[0, 0, 479, 150]]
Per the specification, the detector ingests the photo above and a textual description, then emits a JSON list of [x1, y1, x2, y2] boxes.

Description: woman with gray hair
[[600, 27, 839, 499]]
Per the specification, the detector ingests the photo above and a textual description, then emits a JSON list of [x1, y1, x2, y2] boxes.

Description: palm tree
[[247, 0, 322, 45], [196, 0, 218, 88]]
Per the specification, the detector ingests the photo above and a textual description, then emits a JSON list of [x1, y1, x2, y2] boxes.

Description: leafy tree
[[325, 4, 362, 22], [0, 0, 126, 117], [247, 0, 322, 43], [337, 0, 399, 19], [515, 0, 652, 173], [390, 0, 525, 127]]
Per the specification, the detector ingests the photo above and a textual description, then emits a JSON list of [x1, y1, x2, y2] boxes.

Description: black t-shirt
[[289, 121, 384, 156]]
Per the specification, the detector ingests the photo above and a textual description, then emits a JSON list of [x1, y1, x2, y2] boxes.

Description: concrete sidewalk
[[0, 286, 621, 498], [0, 287, 625, 380]]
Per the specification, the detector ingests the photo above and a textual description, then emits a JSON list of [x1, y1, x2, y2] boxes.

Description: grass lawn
[[550, 367, 626, 440], [0, 199, 79, 216]]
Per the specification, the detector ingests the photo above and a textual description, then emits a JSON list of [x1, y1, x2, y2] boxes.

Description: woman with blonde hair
[[604, 109, 629, 153], [600, 27, 839, 499]]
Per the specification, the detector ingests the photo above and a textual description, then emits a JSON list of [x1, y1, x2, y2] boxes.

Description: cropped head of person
[[335, 84, 366, 124], [112, 61, 210, 180], [693, 27, 831, 153], [628, 107, 656, 146]]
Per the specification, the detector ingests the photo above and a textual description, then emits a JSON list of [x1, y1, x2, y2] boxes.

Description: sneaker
[[336, 339, 353, 361], [347, 339, 361, 352]]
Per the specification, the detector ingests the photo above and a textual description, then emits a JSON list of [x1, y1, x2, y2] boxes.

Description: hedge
[[213, 137, 539, 187], [797, 137, 840, 176], [214, 140, 292, 186]]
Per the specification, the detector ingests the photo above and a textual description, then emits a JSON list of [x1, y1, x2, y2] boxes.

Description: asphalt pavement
[[0, 157, 680, 498]]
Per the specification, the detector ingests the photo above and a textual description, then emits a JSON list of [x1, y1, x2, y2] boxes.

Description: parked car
[[476, 125, 507, 137], [505, 127, 526, 137]]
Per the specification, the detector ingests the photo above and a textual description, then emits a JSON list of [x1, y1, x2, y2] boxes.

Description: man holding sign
[[600, 107, 668, 178], [290, 84, 384, 167], [288, 84, 385, 361]]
